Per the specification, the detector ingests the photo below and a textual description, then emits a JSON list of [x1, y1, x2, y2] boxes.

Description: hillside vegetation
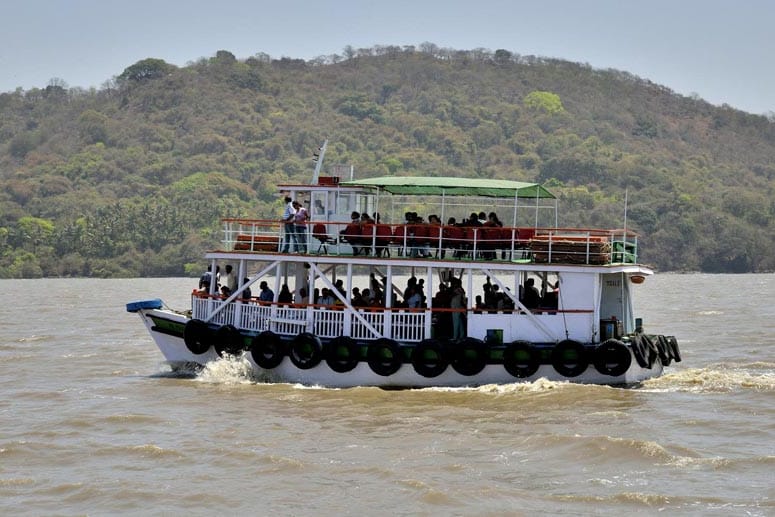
[[1, 44, 774, 277]]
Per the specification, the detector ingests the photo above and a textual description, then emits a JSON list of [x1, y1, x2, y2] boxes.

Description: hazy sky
[[1, 0, 773, 115]]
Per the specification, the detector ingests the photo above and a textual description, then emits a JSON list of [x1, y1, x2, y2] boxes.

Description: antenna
[[311, 140, 328, 185], [623, 187, 628, 235]]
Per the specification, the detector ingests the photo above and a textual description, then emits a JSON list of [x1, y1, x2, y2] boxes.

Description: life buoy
[[183, 319, 213, 355], [411, 339, 448, 378], [667, 335, 681, 362], [367, 338, 403, 376], [289, 332, 323, 370], [502, 340, 541, 378], [450, 337, 488, 376], [324, 336, 360, 373], [656, 335, 671, 366], [214, 324, 244, 357], [550, 339, 588, 377], [629, 334, 651, 369], [250, 330, 286, 369], [593, 339, 632, 377]]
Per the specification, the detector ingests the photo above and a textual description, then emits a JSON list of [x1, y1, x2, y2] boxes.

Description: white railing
[[221, 218, 640, 265], [192, 295, 426, 342], [351, 310, 385, 340], [314, 308, 346, 338], [391, 310, 426, 342]]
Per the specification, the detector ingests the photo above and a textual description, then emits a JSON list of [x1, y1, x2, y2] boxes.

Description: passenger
[[319, 288, 336, 306], [403, 276, 417, 303], [222, 264, 237, 293], [199, 264, 221, 290], [543, 280, 559, 310], [432, 283, 452, 338], [258, 281, 274, 302], [220, 285, 232, 298], [521, 278, 541, 309], [340, 211, 362, 255], [280, 196, 297, 253], [351, 287, 366, 307], [449, 279, 467, 339], [369, 273, 384, 303], [241, 278, 252, 300], [292, 201, 309, 253], [199, 265, 214, 291], [441, 217, 460, 259], [295, 287, 309, 305], [416, 278, 426, 306], [360, 212, 375, 255], [483, 277, 496, 311], [405, 286, 422, 309], [278, 284, 293, 305], [491, 284, 503, 311], [334, 279, 345, 295]]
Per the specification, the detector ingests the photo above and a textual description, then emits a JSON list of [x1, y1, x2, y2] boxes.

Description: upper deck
[[217, 218, 640, 268], [214, 175, 642, 269]]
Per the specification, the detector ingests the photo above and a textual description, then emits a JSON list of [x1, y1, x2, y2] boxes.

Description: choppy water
[[1, 275, 773, 516]]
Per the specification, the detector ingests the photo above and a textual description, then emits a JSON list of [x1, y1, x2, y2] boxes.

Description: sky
[[1, 0, 773, 115]]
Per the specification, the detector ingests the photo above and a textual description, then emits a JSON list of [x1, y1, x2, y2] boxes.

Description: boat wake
[[194, 353, 265, 385], [422, 378, 572, 394], [642, 362, 775, 392]]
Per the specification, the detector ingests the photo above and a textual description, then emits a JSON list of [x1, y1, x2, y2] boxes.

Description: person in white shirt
[[280, 196, 297, 253]]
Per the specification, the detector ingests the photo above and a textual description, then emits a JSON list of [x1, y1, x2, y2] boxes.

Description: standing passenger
[[293, 201, 308, 253], [280, 196, 297, 253], [449, 279, 466, 339], [222, 264, 237, 293]]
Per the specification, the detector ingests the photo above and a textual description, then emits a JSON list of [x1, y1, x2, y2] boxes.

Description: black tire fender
[[324, 336, 360, 373], [450, 337, 488, 376], [667, 335, 682, 362], [250, 330, 286, 369], [183, 319, 213, 355], [503, 340, 541, 378], [411, 339, 449, 378], [630, 334, 651, 369], [593, 339, 632, 377], [367, 338, 403, 376], [656, 335, 672, 366], [214, 324, 244, 357], [550, 339, 588, 377], [289, 332, 323, 370]]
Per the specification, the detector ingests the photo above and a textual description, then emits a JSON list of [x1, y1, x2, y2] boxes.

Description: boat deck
[[219, 218, 639, 266]]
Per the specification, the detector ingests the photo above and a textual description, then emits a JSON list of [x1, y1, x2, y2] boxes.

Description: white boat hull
[[135, 308, 666, 388]]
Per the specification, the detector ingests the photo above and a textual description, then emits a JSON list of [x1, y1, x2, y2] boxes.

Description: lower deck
[[194, 254, 649, 346]]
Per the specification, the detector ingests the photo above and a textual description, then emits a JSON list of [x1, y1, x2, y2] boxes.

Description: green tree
[[118, 58, 175, 82], [524, 91, 565, 115]]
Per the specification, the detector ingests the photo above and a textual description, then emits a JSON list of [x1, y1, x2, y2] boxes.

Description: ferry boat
[[127, 154, 680, 388]]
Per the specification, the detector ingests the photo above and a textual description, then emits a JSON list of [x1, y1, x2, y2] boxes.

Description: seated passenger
[[340, 211, 362, 255], [521, 278, 541, 309]]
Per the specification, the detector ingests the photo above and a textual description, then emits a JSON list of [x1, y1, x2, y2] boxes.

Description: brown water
[[1, 275, 773, 516]]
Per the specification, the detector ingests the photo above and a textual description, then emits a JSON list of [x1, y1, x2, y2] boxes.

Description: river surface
[[1, 274, 773, 516]]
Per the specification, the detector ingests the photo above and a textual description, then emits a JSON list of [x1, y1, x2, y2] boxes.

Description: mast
[[311, 140, 328, 185]]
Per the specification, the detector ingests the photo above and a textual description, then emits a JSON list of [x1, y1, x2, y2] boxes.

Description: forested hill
[[1, 45, 774, 278]]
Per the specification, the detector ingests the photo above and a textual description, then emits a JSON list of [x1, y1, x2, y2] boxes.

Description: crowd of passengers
[[197, 264, 558, 316], [335, 210, 528, 260]]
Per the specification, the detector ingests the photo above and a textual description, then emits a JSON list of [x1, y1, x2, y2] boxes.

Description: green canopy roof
[[339, 176, 555, 199]]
